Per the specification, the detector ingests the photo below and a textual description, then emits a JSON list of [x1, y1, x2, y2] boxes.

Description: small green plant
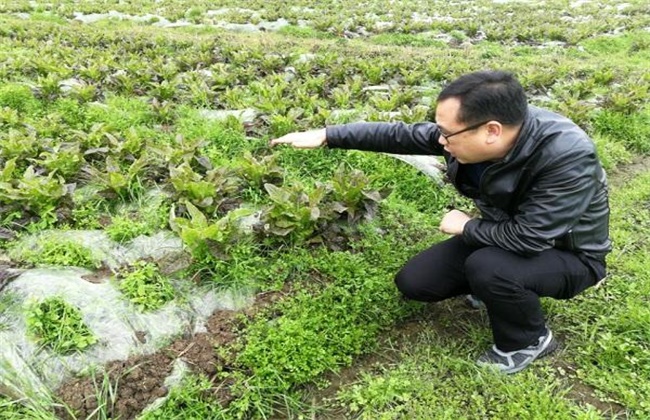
[[338, 374, 414, 414], [0, 129, 40, 162], [85, 155, 148, 200], [169, 162, 241, 212], [235, 151, 284, 190], [139, 374, 224, 419], [105, 215, 153, 243], [266, 110, 301, 138], [330, 164, 383, 223], [1, 166, 69, 216], [37, 143, 84, 178], [592, 133, 632, 171], [169, 201, 251, 261], [0, 84, 40, 114], [25, 296, 97, 354], [259, 182, 333, 243], [117, 261, 175, 311], [17, 237, 100, 269]]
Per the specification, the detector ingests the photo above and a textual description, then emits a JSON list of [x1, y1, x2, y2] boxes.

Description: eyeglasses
[[439, 120, 491, 143]]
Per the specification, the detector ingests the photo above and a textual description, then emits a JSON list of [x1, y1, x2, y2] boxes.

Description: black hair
[[437, 70, 527, 126]]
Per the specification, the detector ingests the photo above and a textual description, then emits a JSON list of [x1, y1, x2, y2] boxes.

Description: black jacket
[[326, 106, 611, 261]]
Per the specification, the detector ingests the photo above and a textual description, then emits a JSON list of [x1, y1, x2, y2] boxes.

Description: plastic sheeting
[[0, 230, 254, 401]]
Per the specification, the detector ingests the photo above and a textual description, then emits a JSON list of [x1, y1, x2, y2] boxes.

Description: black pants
[[394, 236, 603, 351]]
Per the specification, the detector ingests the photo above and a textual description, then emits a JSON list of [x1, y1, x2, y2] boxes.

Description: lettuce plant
[[235, 151, 284, 190], [169, 201, 251, 261], [330, 164, 383, 223], [85, 155, 149, 200], [0, 165, 69, 215], [169, 162, 241, 211], [259, 182, 333, 243]]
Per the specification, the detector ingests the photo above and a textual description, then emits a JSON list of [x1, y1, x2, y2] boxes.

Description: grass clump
[[117, 261, 176, 311], [0, 396, 58, 420], [15, 238, 100, 269], [105, 215, 152, 243], [592, 108, 650, 153], [592, 133, 633, 172], [0, 84, 40, 114], [25, 296, 97, 354], [139, 374, 226, 419]]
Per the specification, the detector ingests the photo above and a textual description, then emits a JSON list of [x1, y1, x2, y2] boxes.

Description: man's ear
[[485, 121, 502, 144]]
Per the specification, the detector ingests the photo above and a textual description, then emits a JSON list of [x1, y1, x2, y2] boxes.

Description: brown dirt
[[554, 360, 628, 418], [55, 285, 290, 420], [56, 310, 241, 420], [0, 265, 22, 293], [608, 155, 650, 189], [80, 265, 113, 284]]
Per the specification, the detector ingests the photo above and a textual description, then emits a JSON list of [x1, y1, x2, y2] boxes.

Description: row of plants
[[2, 0, 649, 44], [1, 16, 649, 120]]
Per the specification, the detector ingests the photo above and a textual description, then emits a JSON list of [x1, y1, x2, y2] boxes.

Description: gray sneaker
[[477, 329, 558, 374]]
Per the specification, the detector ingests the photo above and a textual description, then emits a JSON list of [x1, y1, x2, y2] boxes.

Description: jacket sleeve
[[462, 147, 600, 256], [326, 122, 443, 155]]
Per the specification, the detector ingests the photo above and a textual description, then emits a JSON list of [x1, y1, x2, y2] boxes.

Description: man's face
[[435, 98, 491, 164]]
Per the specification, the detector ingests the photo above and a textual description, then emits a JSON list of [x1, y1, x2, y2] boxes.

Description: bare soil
[[55, 288, 287, 420]]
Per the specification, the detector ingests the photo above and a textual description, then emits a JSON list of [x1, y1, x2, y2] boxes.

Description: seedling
[[117, 261, 175, 311], [25, 296, 97, 354]]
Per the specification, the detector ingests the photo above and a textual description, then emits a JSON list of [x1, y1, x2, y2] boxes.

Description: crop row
[[2, 0, 650, 44], [1, 16, 649, 132]]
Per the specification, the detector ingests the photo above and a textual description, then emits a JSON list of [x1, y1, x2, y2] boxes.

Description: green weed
[[593, 108, 650, 153], [139, 374, 227, 420], [117, 261, 176, 311], [25, 296, 98, 354], [14, 237, 100, 269], [592, 133, 633, 172], [105, 215, 153, 243], [0, 396, 59, 420], [0, 84, 40, 114]]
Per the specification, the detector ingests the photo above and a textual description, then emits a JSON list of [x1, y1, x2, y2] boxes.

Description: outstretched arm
[[270, 122, 443, 155], [269, 129, 327, 149]]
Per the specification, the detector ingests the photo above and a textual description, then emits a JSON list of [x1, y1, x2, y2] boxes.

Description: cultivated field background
[[0, 0, 649, 419]]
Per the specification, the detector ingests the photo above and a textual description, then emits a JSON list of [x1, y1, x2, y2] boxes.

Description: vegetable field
[[0, 0, 649, 418]]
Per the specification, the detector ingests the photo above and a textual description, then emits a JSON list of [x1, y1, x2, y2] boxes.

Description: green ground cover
[[0, 0, 649, 418]]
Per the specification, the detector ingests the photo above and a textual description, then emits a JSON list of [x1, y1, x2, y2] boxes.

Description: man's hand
[[269, 129, 327, 149], [439, 209, 472, 235]]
